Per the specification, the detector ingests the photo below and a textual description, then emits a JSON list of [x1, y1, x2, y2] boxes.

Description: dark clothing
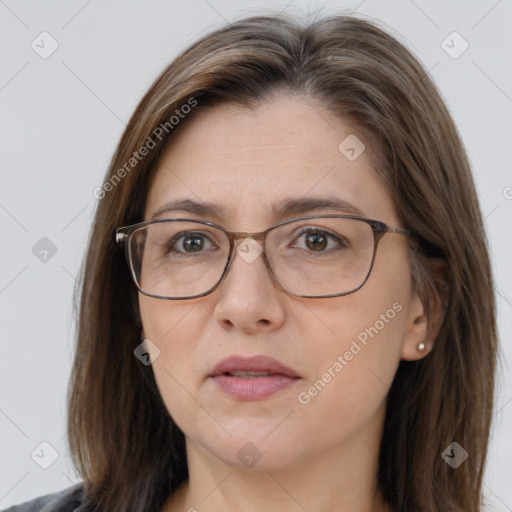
[[2, 485, 84, 512]]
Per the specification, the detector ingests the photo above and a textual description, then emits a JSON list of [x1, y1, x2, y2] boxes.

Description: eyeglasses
[[115, 215, 412, 300]]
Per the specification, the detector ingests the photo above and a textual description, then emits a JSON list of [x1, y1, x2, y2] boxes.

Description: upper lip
[[209, 355, 301, 378]]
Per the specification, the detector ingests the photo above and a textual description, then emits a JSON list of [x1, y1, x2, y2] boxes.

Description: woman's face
[[139, 94, 429, 472]]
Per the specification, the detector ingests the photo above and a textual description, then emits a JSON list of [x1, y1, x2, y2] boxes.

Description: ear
[[401, 260, 448, 361]]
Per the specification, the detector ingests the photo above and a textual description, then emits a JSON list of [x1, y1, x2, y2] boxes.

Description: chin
[[196, 427, 309, 472]]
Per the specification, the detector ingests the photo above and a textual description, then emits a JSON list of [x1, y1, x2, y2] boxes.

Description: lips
[[209, 355, 300, 378], [208, 355, 301, 400]]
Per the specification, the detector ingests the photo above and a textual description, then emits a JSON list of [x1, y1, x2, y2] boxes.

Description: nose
[[212, 238, 286, 333]]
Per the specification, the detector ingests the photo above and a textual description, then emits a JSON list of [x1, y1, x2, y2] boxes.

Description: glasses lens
[[266, 217, 375, 296], [129, 221, 229, 298]]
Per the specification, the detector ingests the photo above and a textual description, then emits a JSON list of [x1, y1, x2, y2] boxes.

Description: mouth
[[209, 354, 300, 378], [208, 355, 301, 400], [222, 370, 280, 378]]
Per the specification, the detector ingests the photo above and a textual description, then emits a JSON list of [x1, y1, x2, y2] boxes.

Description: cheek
[[294, 246, 411, 429], [139, 296, 202, 387], [139, 295, 201, 350], [294, 296, 407, 434], [139, 296, 210, 435]]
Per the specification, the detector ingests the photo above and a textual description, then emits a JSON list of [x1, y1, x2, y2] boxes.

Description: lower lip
[[210, 374, 300, 400]]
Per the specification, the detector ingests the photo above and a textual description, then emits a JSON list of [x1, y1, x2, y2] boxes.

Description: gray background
[[0, 0, 511, 509]]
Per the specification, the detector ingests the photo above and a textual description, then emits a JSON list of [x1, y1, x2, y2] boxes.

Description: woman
[[6, 12, 497, 512]]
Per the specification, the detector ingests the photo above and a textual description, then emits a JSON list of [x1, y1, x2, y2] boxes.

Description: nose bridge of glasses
[[223, 229, 275, 283], [225, 230, 268, 255], [228, 229, 266, 242]]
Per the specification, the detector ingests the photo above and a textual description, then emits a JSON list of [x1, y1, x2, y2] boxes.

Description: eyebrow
[[150, 196, 366, 221]]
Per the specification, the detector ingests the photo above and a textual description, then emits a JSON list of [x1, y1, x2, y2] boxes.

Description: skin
[[138, 94, 443, 512]]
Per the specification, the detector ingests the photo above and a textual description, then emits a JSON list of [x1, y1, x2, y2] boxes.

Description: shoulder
[[1, 484, 85, 512]]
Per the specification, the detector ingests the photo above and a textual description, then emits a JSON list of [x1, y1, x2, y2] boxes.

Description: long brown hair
[[68, 13, 497, 512]]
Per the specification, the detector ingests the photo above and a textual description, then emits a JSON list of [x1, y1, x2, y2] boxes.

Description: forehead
[[144, 96, 397, 228]]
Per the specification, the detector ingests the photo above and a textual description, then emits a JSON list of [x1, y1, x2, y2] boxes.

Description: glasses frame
[[115, 214, 412, 300]]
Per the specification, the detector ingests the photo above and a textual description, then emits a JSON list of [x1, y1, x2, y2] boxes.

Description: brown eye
[[291, 227, 347, 254], [304, 231, 328, 251], [180, 234, 205, 252], [168, 232, 214, 254]]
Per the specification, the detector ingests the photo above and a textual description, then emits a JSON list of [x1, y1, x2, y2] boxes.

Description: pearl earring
[[417, 342, 426, 352]]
